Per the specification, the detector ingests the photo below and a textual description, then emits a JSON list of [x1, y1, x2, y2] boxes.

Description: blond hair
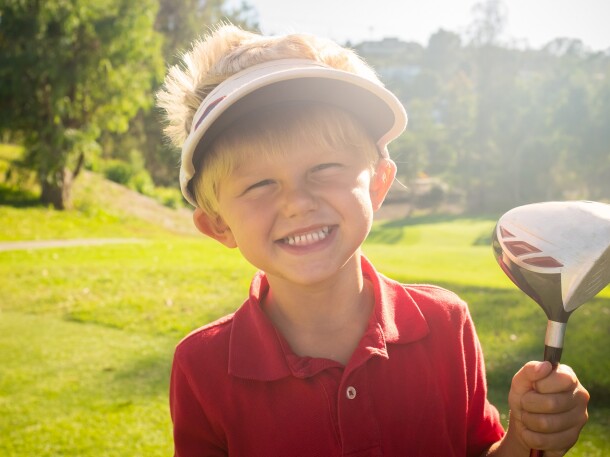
[[156, 24, 379, 150], [193, 103, 379, 216]]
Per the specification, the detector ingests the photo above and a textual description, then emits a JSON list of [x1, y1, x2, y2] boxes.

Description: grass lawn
[[1, 182, 608, 455], [1, 312, 174, 456]]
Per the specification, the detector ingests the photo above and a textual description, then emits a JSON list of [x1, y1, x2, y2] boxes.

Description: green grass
[[0, 205, 159, 240], [1, 176, 609, 455], [0, 312, 174, 456], [0, 239, 255, 336]]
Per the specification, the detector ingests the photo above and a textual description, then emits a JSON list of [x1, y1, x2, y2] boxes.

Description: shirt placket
[[336, 357, 383, 456]]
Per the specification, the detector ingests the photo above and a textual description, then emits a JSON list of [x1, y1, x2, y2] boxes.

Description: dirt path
[[0, 238, 144, 252]]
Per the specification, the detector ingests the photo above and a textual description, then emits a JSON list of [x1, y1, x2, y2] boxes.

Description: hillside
[[72, 171, 198, 237]]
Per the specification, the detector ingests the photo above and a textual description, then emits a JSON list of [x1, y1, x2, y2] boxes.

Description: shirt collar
[[228, 256, 430, 381]]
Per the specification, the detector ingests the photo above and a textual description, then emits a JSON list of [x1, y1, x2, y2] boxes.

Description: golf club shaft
[[529, 321, 567, 457]]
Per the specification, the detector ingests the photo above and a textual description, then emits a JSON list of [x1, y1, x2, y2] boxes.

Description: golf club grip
[[543, 345, 562, 367], [529, 346, 563, 456]]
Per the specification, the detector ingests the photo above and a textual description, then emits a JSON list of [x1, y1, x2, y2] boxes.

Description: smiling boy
[[157, 25, 589, 457]]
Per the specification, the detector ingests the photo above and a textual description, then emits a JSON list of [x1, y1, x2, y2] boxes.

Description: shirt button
[[346, 386, 357, 400]]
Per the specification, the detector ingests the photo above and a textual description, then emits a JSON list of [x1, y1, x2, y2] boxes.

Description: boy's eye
[[243, 179, 274, 194], [312, 163, 343, 173]]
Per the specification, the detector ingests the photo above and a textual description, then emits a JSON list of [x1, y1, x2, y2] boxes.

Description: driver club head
[[492, 201, 610, 324], [493, 201, 610, 456]]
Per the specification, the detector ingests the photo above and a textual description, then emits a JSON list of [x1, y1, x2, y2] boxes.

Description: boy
[[157, 25, 589, 456]]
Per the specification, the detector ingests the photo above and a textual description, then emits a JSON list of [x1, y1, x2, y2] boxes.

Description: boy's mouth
[[281, 226, 331, 246]]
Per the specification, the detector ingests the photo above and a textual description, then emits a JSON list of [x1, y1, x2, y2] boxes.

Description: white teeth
[[284, 227, 330, 246]]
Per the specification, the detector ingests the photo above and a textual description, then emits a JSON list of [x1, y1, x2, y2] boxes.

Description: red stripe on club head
[[523, 256, 564, 268], [505, 240, 542, 256], [500, 226, 515, 238]]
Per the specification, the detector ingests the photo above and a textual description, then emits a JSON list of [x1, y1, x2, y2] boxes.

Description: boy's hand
[[505, 361, 590, 456]]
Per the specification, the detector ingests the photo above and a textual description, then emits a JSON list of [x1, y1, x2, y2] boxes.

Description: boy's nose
[[280, 184, 318, 218]]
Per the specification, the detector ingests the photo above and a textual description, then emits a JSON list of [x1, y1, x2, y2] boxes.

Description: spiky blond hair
[[156, 23, 379, 149]]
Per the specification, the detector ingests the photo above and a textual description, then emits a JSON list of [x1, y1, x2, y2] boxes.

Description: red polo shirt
[[170, 257, 505, 456]]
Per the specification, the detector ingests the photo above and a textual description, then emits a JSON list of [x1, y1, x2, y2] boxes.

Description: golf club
[[492, 200, 610, 457]]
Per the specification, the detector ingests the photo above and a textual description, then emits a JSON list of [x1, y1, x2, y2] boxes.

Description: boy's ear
[[370, 158, 397, 211], [192, 208, 237, 248]]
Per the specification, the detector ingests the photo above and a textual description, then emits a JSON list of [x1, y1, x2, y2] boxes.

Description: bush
[[147, 186, 185, 209], [128, 170, 154, 195], [100, 156, 184, 209], [103, 159, 135, 185]]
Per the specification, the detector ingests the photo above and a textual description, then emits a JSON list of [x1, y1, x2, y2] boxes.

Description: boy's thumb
[[511, 361, 553, 395]]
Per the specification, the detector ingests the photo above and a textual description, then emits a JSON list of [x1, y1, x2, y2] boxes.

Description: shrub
[[128, 170, 154, 195], [103, 159, 135, 185], [147, 186, 185, 209]]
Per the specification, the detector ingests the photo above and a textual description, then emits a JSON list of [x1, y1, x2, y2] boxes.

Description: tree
[[127, 0, 259, 188], [156, 0, 258, 64], [0, 0, 164, 209], [586, 64, 610, 199], [468, 0, 508, 47], [356, 2, 610, 213], [424, 29, 462, 78], [460, 0, 513, 211]]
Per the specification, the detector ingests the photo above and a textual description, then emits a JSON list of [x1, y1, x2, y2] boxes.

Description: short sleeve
[[170, 352, 228, 457], [463, 310, 505, 457]]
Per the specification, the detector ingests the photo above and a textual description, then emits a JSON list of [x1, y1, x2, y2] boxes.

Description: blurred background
[[1, 0, 608, 213], [1, 1, 609, 456]]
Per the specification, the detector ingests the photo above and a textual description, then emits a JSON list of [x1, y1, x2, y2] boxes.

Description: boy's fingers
[[510, 361, 553, 398], [533, 364, 578, 394], [521, 424, 584, 452], [521, 405, 587, 433], [522, 364, 589, 417], [521, 389, 585, 414], [508, 361, 552, 432]]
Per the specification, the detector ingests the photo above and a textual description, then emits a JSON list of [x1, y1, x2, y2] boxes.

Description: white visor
[[180, 58, 407, 207]]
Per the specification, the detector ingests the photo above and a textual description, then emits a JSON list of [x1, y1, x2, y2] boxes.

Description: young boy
[[157, 25, 589, 457]]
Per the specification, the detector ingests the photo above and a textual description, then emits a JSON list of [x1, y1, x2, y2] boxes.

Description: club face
[[492, 201, 610, 322]]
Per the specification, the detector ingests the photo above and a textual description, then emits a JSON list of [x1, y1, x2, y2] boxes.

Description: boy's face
[[194, 141, 395, 289]]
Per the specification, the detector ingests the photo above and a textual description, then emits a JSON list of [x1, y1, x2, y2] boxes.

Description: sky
[[227, 0, 610, 52]]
